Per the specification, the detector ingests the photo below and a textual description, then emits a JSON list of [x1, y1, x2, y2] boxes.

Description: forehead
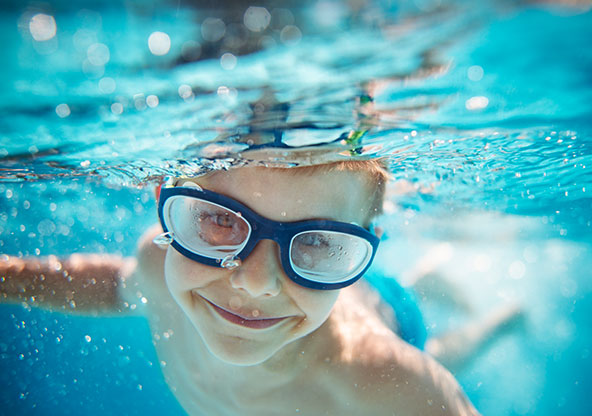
[[189, 167, 375, 224]]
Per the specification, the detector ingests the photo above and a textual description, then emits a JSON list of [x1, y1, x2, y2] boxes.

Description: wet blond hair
[[172, 159, 390, 223]]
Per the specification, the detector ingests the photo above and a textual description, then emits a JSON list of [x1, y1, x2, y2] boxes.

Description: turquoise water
[[1, 0, 591, 414]]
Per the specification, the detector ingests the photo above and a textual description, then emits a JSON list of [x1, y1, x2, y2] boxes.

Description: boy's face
[[163, 166, 377, 366]]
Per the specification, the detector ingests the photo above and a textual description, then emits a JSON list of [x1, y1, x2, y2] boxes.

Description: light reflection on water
[[1, 0, 592, 415]]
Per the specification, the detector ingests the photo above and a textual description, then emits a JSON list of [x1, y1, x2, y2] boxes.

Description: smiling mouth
[[198, 295, 288, 329]]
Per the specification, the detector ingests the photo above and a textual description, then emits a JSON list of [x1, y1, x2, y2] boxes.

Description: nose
[[229, 240, 282, 298]]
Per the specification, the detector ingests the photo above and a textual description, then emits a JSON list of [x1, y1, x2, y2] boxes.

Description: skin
[[127, 167, 480, 415], [162, 167, 370, 366], [1, 166, 480, 415]]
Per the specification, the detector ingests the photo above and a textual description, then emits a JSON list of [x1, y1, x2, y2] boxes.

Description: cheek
[[164, 248, 220, 292], [294, 288, 340, 326]]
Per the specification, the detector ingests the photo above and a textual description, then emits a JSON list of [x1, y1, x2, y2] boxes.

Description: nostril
[[229, 268, 281, 297], [266, 278, 282, 297]]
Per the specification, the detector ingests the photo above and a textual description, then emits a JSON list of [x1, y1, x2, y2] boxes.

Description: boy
[[1, 160, 480, 415]]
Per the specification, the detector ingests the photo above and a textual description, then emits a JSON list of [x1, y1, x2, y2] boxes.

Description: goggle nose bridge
[[236, 218, 290, 261]]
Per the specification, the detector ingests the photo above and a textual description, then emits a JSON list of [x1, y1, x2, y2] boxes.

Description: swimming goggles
[[155, 183, 380, 290]]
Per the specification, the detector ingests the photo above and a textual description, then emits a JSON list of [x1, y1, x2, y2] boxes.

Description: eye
[[197, 211, 249, 247], [215, 213, 234, 228], [299, 233, 329, 247]]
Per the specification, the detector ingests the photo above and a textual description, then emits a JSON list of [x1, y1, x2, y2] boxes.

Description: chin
[[180, 299, 294, 366], [203, 336, 284, 366]]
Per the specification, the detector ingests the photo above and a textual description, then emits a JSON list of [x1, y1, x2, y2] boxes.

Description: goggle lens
[[290, 231, 373, 284], [164, 195, 251, 259]]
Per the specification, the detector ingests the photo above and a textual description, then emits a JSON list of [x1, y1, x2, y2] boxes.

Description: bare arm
[[0, 253, 136, 315]]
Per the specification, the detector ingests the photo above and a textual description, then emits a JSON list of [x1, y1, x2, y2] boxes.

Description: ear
[[374, 225, 384, 239], [155, 183, 163, 201]]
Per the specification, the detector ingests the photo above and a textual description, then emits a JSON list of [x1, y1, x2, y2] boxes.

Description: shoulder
[[325, 287, 480, 416]]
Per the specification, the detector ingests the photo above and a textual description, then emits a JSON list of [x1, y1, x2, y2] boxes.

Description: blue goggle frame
[[157, 186, 380, 290]]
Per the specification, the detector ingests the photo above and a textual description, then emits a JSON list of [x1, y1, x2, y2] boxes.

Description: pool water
[[1, 0, 591, 414]]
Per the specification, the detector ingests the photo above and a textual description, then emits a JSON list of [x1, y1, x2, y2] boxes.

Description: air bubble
[[280, 25, 302, 45], [244, 7, 271, 32], [87, 43, 110, 66], [148, 31, 171, 56], [146, 95, 159, 108], [220, 53, 237, 70], [201, 18, 226, 42], [29, 14, 56, 41], [56, 104, 71, 118]]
